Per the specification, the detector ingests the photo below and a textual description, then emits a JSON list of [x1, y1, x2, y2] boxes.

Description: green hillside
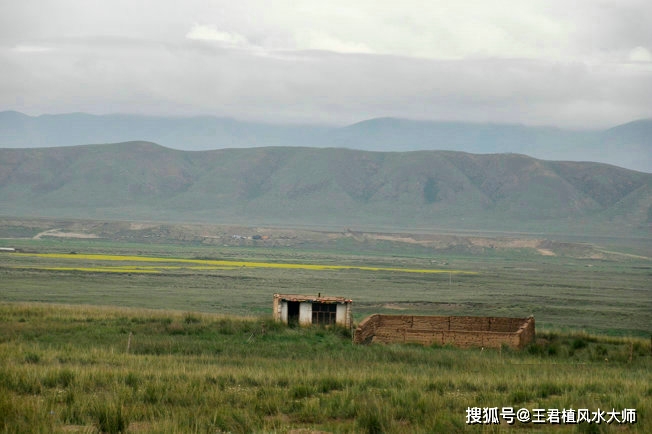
[[1, 142, 650, 236]]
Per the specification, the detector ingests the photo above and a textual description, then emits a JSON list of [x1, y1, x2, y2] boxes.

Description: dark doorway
[[287, 301, 300, 326]]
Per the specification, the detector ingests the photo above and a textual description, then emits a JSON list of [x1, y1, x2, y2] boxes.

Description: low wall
[[353, 314, 535, 349]]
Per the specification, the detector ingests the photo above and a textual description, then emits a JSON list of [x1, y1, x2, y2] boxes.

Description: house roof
[[274, 293, 352, 303]]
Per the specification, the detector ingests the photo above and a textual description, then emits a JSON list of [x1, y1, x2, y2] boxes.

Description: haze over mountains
[[1, 142, 650, 237], [1, 111, 651, 173]]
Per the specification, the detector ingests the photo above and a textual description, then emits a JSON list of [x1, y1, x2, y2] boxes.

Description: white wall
[[299, 302, 312, 326], [336, 303, 348, 326], [280, 301, 287, 323]]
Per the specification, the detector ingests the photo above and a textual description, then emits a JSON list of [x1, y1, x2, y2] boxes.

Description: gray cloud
[[1, 0, 650, 128]]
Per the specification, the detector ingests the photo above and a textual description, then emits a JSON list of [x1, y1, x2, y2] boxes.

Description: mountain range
[[1, 111, 650, 173], [1, 142, 650, 236]]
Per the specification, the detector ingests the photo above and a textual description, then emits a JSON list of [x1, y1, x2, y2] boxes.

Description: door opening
[[287, 301, 300, 326]]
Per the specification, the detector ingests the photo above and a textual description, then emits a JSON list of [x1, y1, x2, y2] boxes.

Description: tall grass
[[0, 303, 650, 433]]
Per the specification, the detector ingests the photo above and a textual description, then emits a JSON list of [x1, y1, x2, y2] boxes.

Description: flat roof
[[274, 293, 352, 303]]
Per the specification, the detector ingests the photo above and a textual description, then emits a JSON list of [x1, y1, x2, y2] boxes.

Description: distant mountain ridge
[[1, 142, 650, 236], [0, 111, 650, 173]]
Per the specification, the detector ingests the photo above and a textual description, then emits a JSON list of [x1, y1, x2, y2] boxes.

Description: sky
[[1, 0, 651, 128]]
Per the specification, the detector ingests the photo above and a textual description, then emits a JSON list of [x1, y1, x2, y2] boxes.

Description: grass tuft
[[23, 352, 40, 364], [91, 400, 129, 434]]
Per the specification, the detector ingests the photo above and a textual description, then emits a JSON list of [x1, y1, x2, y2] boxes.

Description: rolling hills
[[1, 142, 650, 236]]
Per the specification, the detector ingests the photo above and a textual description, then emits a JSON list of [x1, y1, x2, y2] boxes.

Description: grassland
[[0, 303, 650, 433], [0, 223, 651, 432], [1, 235, 649, 335]]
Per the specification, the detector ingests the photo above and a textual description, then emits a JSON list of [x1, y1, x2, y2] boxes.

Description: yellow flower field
[[15, 252, 476, 275]]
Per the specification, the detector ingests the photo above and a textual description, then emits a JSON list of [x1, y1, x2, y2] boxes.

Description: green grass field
[[0, 231, 651, 432], [1, 236, 650, 336], [0, 303, 650, 433]]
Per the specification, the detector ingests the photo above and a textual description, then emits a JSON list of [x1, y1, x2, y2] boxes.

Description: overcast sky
[[1, 0, 651, 128]]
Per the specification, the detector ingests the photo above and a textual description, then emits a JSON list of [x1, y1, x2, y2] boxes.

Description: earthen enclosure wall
[[353, 314, 535, 349]]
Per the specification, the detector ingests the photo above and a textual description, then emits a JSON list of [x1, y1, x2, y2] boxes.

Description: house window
[[312, 302, 337, 325]]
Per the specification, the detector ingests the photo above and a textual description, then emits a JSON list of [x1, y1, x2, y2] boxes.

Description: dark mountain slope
[[0, 143, 649, 236]]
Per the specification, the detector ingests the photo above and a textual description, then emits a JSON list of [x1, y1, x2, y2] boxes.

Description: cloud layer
[[1, 0, 651, 127]]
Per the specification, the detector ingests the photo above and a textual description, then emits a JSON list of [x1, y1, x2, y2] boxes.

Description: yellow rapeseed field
[[15, 252, 476, 275], [41, 266, 161, 273]]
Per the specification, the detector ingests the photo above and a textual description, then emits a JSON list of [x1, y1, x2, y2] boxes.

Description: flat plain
[[0, 219, 650, 432]]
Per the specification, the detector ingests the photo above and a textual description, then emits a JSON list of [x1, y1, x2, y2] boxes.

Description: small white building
[[273, 293, 353, 328]]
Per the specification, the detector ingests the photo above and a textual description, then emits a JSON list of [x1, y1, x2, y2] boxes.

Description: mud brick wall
[[353, 315, 535, 349], [353, 314, 381, 344], [516, 317, 535, 348]]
